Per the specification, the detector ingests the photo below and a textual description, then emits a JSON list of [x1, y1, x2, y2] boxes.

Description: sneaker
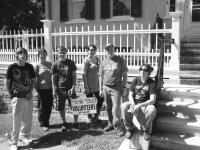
[[61, 122, 69, 131], [10, 145, 18, 150], [104, 125, 114, 132], [42, 126, 49, 131], [19, 136, 33, 145], [115, 127, 124, 137], [143, 130, 151, 140], [125, 129, 136, 139]]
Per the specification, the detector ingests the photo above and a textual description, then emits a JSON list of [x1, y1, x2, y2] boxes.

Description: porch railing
[[0, 21, 181, 76], [51, 23, 172, 71]]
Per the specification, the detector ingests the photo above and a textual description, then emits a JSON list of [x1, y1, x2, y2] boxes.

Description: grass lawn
[[0, 76, 124, 150], [0, 113, 124, 150]]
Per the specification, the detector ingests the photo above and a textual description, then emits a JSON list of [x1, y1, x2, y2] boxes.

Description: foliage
[[0, 0, 45, 31]]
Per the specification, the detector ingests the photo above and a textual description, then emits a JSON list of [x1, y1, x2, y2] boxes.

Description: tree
[[0, 0, 45, 31]]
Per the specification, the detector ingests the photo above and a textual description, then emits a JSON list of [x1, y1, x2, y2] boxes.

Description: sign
[[71, 97, 97, 115]]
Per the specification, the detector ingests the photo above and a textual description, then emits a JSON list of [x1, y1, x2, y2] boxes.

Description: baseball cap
[[139, 64, 154, 73]]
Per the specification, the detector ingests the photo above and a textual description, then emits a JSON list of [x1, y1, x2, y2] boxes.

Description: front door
[[183, 0, 200, 37]]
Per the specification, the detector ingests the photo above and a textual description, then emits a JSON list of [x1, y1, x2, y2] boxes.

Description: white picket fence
[[0, 22, 177, 74]]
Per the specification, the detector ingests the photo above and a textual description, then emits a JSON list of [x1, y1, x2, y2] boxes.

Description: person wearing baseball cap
[[121, 64, 157, 140]]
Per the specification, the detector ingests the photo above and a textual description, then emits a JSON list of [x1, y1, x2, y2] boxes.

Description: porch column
[[169, 11, 182, 72], [41, 19, 54, 62]]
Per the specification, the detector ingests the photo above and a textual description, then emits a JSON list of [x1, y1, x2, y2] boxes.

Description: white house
[[45, 0, 200, 39]]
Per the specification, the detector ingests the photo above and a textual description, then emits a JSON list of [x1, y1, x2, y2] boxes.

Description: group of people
[[6, 43, 157, 150]]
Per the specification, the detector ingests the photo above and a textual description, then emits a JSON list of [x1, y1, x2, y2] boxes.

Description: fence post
[[169, 11, 182, 72], [41, 19, 54, 62], [22, 30, 29, 50]]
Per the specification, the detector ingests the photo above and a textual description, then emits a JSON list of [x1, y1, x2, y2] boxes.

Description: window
[[70, 0, 85, 19], [169, 0, 176, 12], [60, 0, 94, 22], [192, 0, 200, 22], [101, 0, 142, 19], [113, 0, 130, 16]]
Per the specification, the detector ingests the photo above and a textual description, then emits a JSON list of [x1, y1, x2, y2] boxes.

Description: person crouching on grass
[[121, 64, 157, 140], [51, 46, 78, 131], [6, 47, 36, 150]]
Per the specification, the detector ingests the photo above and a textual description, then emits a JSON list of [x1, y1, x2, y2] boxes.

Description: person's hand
[[99, 89, 103, 98], [68, 86, 75, 96], [33, 91, 40, 98], [128, 104, 141, 113], [84, 88, 89, 95], [122, 88, 128, 97], [133, 104, 141, 112], [26, 92, 32, 100], [128, 104, 135, 113], [53, 90, 58, 99]]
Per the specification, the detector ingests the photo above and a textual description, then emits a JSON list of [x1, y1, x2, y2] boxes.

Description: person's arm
[[52, 74, 58, 98], [26, 78, 36, 100], [82, 60, 89, 94], [72, 70, 76, 91], [137, 94, 156, 108], [122, 71, 128, 97], [6, 79, 13, 98], [68, 70, 76, 96], [33, 65, 39, 97]]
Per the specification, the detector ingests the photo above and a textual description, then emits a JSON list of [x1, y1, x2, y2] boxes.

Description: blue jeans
[[103, 85, 122, 127], [121, 101, 157, 132]]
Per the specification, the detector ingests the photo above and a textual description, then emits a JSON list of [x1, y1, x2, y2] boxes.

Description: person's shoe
[[104, 125, 114, 132], [10, 145, 18, 150], [42, 126, 49, 131], [125, 129, 136, 139], [61, 122, 69, 131], [143, 130, 151, 140], [115, 127, 124, 137], [19, 136, 34, 145], [93, 115, 103, 124]]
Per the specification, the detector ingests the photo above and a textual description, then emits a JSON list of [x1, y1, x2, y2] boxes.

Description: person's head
[[105, 43, 115, 57], [139, 64, 154, 78], [38, 48, 47, 61], [57, 46, 67, 60], [87, 44, 97, 57], [16, 47, 28, 61]]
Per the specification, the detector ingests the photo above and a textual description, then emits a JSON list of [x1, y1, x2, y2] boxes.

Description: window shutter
[[131, 0, 142, 17], [60, 0, 68, 21], [85, 0, 95, 20], [101, 0, 110, 19]]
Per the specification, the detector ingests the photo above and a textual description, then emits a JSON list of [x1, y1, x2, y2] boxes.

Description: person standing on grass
[[121, 64, 157, 140], [6, 47, 36, 150], [51, 46, 78, 130], [34, 48, 53, 131], [99, 43, 128, 137], [82, 44, 104, 124]]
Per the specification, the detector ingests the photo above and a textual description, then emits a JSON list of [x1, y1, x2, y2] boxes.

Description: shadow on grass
[[19, 120, 108, 149]]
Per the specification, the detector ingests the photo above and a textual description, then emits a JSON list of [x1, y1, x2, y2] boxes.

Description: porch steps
[[150, 84, 200, 150], [180, 38, 200, 71], [180, 38, 200, 85]]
